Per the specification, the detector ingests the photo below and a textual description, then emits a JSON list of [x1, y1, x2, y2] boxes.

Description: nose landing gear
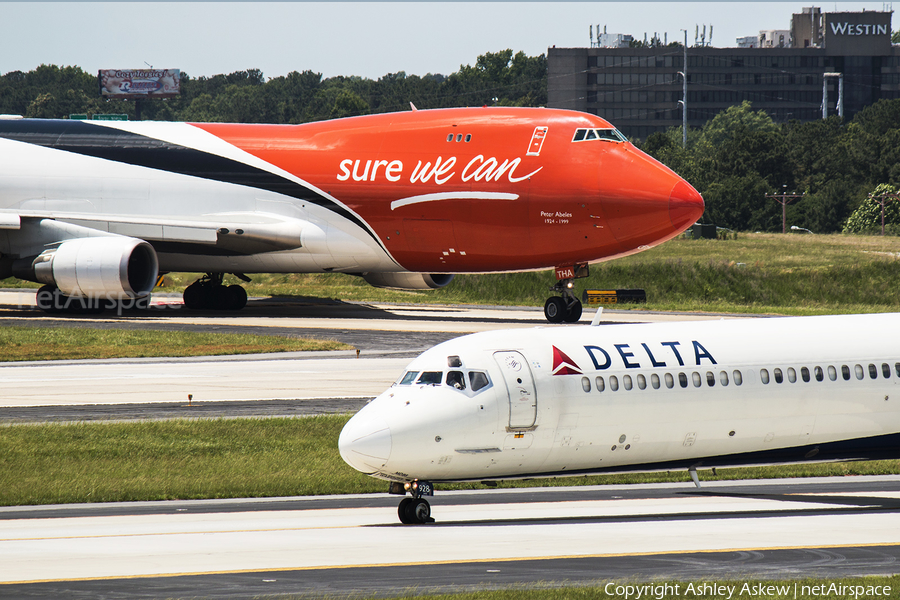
[[544, 279, 583, 323], [544, 263, 589, 323], [394, 480, 435, 524]]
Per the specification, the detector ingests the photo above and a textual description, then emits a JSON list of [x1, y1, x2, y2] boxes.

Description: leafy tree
[[844, 183, 900, 234]]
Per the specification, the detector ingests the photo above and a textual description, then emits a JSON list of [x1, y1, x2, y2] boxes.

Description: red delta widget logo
[[551, 346, 582, 375]]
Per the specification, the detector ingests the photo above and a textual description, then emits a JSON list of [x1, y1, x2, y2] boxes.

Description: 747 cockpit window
[[572, 128, 628, 143]]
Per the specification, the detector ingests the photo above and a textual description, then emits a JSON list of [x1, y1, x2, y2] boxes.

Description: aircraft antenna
[[590, 307, 604, 326]]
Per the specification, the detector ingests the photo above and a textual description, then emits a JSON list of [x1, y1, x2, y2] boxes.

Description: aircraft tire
[[544, 297, 566, 323], [224, 285, 248, 310], [183, 283, 205, 310], [564, 300, 583, 323], [398, 498, 413, 524], [36, 285, 61, 313], [405, 498, 432, 524]]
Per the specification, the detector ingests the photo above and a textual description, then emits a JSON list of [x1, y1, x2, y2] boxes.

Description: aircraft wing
[[0, 209, 305, 255]]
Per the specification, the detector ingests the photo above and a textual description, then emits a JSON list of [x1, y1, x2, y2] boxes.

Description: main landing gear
[[182, 273, 249, 311], [393, 480, 435, 524]]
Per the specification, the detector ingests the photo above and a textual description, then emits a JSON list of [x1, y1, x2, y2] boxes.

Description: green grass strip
[[1, 416, 898, 507], [0, 327, 351, 361], [369, 577, 900, 600]]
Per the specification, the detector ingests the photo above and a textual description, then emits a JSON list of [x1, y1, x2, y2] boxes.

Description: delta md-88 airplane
[[340, 312, 900, 524], [0, 107, 702, 320]]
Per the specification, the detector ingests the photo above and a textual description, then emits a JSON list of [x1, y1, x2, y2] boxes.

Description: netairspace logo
[[603, 581, 893, 599]]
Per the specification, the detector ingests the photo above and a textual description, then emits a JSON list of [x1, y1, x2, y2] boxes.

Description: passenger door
[[493, 351, 537, 429]]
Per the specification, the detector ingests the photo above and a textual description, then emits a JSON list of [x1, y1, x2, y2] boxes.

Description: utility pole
[[869, 190, 900, 235], [766, 187, 805, 233], [677, 29, 688, 148]]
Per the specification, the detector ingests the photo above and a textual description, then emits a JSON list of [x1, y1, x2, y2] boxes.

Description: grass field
[[5, 233, 900, 316], [150, 233, 900, 315], [0, 326, 351, 361], [1, 415, 898, 507], [363, 579, 900, 600]]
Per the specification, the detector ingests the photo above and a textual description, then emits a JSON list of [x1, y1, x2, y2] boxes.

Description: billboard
[[99, 69, 181, 99]]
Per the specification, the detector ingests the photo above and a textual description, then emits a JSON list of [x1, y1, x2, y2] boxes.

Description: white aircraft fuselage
[[340, 313, 900, 489]]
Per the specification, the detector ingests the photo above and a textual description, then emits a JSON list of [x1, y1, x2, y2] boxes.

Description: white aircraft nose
[[338, 416, 392, 473]]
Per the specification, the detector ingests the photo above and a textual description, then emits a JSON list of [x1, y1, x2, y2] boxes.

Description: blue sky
[[1, 2, 886, 79]]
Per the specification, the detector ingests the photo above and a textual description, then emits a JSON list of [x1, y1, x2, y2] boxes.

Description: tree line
[[0, 50, 546, 124], [641, 99, 900, 234], [3, 50, 900, 234]]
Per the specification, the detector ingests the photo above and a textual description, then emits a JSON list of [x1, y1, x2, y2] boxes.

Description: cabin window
[[456, 134, 463, 142], [801, 367, 810, 382], [869, 364, 878, 379], [883, 363, 891, 378], [465, 134, 472, 142], [637, 374, 647, 390], [651, 373, 661, 389], [446, 134, 453, 142], [446, 371, 466, 390], [895, 363, 900, 378], [609, 375, 619, 391], [678, 372, 688, 388], [815, 366, 823, 382], [855, 364, 864, 380], [841, 365, 851, 380], [595, 376, 606, 392], [692, 372, 702, 388], [582, 377, 592, 392], [828, 365, 837, 381], [760, 369, 770, 384], [664, 373, 674, 389], [623, 375, 633, 390], [787, 368, 797, 383], [469, 371, 490, 391], [399, 371, 419, 385], [733, 370, 743, 386], [719, 371, 729, 386], [774, 368, 783, 384], [706, 371, 716, 387], [417, 371, 442, 385]]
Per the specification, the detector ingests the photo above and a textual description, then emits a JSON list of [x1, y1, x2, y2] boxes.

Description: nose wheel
[[395, 480, 435, 524], [545, 278, 583, 323]]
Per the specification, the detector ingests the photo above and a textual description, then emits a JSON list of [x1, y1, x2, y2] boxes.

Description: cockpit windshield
[[572, 128, 628, 143], [395, 368, 492, 395]]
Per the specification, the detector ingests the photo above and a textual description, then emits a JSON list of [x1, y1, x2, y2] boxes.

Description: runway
[[0, 289, 731, 411], [2, 476, 899, 598]]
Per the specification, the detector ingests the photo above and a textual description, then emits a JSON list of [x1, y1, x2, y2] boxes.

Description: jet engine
[[361, 272, 454, 290], [28, 236, 159, 298]]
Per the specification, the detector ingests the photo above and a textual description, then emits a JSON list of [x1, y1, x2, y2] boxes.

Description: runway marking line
[[2, 542, 899, 586]]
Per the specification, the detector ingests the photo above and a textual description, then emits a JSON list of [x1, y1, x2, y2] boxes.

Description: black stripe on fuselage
[[0, 119, 378, 244], [442, 431, 900, 483]]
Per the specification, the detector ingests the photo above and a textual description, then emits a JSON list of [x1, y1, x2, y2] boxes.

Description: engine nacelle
[[361, 272, 454, 290], [30, 236, 159, 299]]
